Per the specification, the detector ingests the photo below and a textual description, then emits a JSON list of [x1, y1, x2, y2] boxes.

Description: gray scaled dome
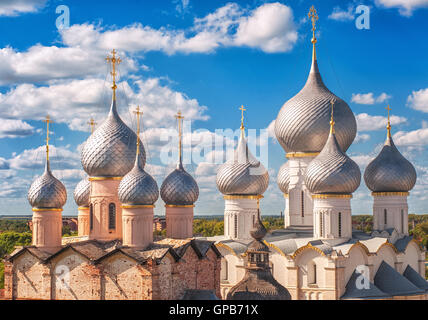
[[274, 48, 356, 154], [216, 130, 269, 195], [305, 127, 361, 194], [28, 161, 67, 209], [118, 156, 159, 205], [364, 132, 416, 192], [74, 176, 90, 207], [277, 162, 290, 194], [160, 163, 199, 206], [81, 98, 146, 177]]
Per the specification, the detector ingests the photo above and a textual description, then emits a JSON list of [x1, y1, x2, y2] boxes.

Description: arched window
[[253, 215, 255, 227], [89, 204, 93, 231], [308, 261, 317, 284], [301, 191, 305, 217], [109, 203, 116, 230], [319, 213, 323, 238], [384, 209, 387, 225], [234, 215, 238, 238], [401, 209, 404, 233], [338, 212, 342, 237], [221, 259, 228, 281]]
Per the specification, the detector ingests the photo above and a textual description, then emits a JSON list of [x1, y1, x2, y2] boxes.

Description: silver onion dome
[[160, 163, 199, 205], [305, 128, 361, 194], [364, 133, 416, 192], [277, 162, 290, 194], [28, 160, 67, 209], [216, 130, 269, 195], [74, 176, 90, 207], [274, 49, 356, 153], [81, 98, 146, 177], [118, 156, 159, 205]]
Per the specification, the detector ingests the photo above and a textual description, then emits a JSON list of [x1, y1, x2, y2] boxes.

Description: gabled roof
[[374, 261, 425, 296], [341, 269, 390, 300], [403, 265, 428, 292]]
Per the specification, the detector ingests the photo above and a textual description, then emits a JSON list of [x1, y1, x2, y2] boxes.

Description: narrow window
[[253, 215, 255, 227], [313, 264, 317, 284], [221, 259, 228, 281], [109, 203, 116, 230], [401, 209, 404, 233], [338, 212, 342, 237], [319, 213, 323, 238], [234, 215, 238, 238], [89, 203, 93, 231], [301, 191, 305, 217], [384, 209, 387, 225]]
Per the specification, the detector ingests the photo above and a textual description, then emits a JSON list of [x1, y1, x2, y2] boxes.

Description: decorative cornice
[[89, 176, 122, 181], [165, 204, 195, 208], [283, 193, 289, 198], [77, 207, 89, 210], [286, 152, 319, 159], [372, 192, 409, 197], [312, 194, 352, 199], [32, 208, 63, 212], [122, 205, 155, 209], [263, 240, 287, 257], [291, 242, 326, 259], [223, 195, 264, 200], [215, 242, 238, 257]]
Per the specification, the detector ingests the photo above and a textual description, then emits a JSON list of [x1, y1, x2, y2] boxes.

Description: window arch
[[109, 203, 116, 230], [89, 203, 93, 231]]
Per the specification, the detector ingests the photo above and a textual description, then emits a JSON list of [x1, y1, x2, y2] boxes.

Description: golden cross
[[176, 111, 184, 164], [42, 115, 53, 162], [87, 118, 97, 134], [106, 49, 122, 100], [133, 106, 144, 155], [386, 105, 392, 137], [308, 5, 318, 44], [330, 98, 336, 134], [239, 105, 246, 130]]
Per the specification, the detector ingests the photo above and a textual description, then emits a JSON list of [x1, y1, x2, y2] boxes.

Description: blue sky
[[0, 0, 427, 216]]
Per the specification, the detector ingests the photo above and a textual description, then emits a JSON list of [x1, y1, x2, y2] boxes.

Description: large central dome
[[274, 46, 357, 154], [81, 98, 146, 177]]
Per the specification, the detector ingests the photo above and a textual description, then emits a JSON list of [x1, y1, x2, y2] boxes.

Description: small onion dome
[[274, 49, 356, 153], [364, 133, 416, 193], [160, 163, 199, 206], [28, 160, 67, 209], [305, 127, 361, 195], [73, 176, 90, 207], [216, 130, 269, 195], [81, 98, 146, 177], [277, 162, 290, 194], [118, 156, 159, 205]]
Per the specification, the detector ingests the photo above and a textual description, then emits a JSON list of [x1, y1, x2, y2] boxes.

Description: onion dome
[[28, 160, 67, 209], [118, 156, 159, 205], [277, 162, 290, 194], [81, 98, 146, 177], [305, 110, 361, 194], [216, 128, 269, 196], [364, 111, 416, 192], [274, 30, 356, 154], [227, 207, 291, 301], [74, 176, 90, 207], [161, 162, 199, 205]]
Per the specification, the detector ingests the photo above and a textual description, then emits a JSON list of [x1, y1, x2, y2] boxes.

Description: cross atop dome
[[134, 106, 143, 155], [330, 98, 336, 134], [308, 5, 318, 44], [239, 105, 246, 130], [87, 118, 96, 134], [42, 115, 53, 162], [106, 49, 122, 100], [176, 110, 184, 165], [386, 105, 392, 137]]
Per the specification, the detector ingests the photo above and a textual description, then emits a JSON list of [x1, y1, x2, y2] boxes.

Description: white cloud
[[356, 113, 406, 131], [328, 5, 355, 21], [375, 0, 428, 16], [354, 133, 371, 143], [235, 3, 298, 53], [393, 128, 428, 147], [351, 154, 374, 168], [407, 88, 428, 112], [0, 119, 34, 138], [351, 92, 391, 105], [0, 0, 46, 16]]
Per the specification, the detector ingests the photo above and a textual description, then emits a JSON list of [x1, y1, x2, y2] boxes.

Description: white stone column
[[122, 205, 154, 249], [372, 192, 409, 235], [285, 155, 316, 228], [312, 195, 352, 240], [166, 205, 194, 239], [77, 207, 89, 236], [89, 177, 123, 241], [32, 209, 62, 253], [223, 196, 259, 240]]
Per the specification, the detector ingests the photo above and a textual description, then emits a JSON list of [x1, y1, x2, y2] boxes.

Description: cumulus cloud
[[375, 0, 428, 16], [328, 5, 355, 21], [0, 119, 35, 138], [407, 88, 428, 113], [351, 92, 391, 105], [356, 113, 406, 131], [354, 133, 371, 143], [393, 128, 428, 147], [0, 0, 46, 16]]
